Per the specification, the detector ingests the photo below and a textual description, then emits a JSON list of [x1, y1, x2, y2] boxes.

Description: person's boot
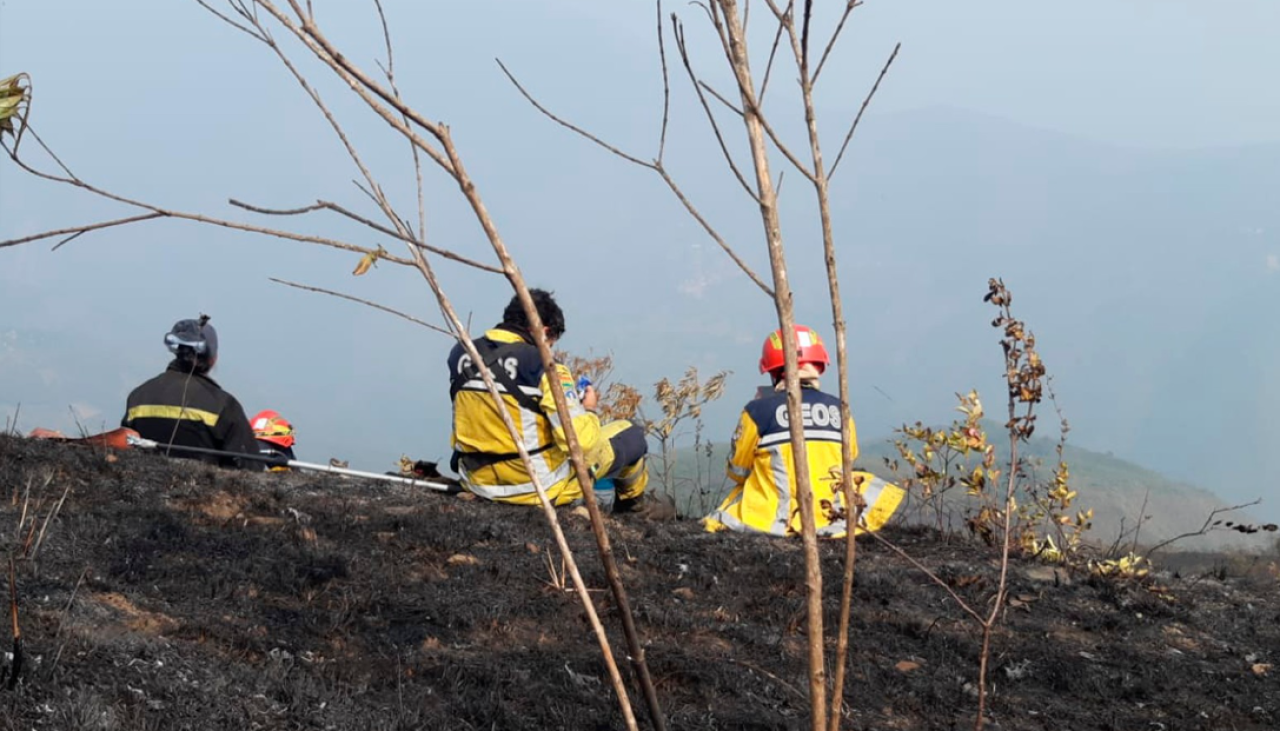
[[613, 493, 678, 521]]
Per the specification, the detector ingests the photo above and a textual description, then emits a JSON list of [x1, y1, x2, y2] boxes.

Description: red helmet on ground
[[251, 409, 296, 448], [759, 325, 830, 375]]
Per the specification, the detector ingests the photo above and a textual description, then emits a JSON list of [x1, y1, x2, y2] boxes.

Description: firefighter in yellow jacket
[[447, 289, 649, 509], [704, 325, 903, 537]]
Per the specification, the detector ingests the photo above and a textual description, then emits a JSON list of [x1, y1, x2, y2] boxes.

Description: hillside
[[0, 434, 1277, 730], [658, 428, 1265, 552]]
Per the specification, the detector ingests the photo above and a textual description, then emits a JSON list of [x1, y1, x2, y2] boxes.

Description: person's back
[[707, 381, 856, 536], [705, 324, 902, 537], [447, 289, 649, 509], [122, 315, 260, 470]]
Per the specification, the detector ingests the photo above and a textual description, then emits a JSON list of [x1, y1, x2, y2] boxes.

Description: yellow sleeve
[[846, 414, 859, 464], [539, 363, 603, 457], [726, 409, 758, 486]]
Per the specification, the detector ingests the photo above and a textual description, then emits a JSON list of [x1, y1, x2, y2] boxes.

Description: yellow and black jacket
[[122, 362, 259, 469], [705, 385, 902, 537], [448, 328, 624, 505]]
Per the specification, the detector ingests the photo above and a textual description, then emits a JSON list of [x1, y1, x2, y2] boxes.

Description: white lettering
[[775, 403, 841, 430]]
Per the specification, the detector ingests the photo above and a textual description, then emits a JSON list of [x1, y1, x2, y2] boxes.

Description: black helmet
[[165, 314, 218, 369]]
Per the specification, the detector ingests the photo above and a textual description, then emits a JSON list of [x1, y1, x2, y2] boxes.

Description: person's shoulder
[[129, 369, 173, 394], [743, 391, 784, 421], [806, 387, 842, 405]]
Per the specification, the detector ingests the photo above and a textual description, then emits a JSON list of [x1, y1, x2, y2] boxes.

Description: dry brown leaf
[[447, 553, 480, 566], [525, 542, 541, 554], [895, 660, 921, 673], [672, 587, 695, 600], [1252, 663, 1271, 676]]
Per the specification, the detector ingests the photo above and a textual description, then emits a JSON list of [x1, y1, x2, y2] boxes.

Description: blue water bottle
[[593, 476, 617, 512]]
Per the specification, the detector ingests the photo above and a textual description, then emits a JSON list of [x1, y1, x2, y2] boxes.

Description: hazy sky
[[2, 1, 1279, 521]]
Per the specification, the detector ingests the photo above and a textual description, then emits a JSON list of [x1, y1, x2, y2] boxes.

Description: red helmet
[[759, 325, 830, 375], [251, 409, 296, 448]]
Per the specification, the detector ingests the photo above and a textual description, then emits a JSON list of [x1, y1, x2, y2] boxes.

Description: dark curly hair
[[501, 288, 565, 340]]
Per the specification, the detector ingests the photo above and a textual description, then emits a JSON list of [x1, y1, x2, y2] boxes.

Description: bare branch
[[866, 531, 984, 624], [195, 0, 268, 41], [1144, 499, 1264, 559], [0, 213, 163, 250], [800, 0, 813, 70], [758, 14, 786, 105], [672, 17, 758, 200], [269, 277, 451, 336], [698, 80, 744, 116], [500, 12, 773, 297], [656, 0, 672, 162], [812, 1, 861, 85], [228, 198, 502, 274], [2, 147, 411, 264], [654, 166, 774, 296], [754, 109, 818, 182], [829, 42, 899, 180], [371, 0, 427, 243], [246, 1, 457, 177], [498, 61, 651, 168]]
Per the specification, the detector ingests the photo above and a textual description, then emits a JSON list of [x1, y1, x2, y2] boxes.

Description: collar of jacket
[[484, 326, 533, 345], [165, 359, 221, 388]]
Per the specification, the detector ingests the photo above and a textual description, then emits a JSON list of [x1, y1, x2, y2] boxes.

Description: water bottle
[[593, 476, 616, 512]]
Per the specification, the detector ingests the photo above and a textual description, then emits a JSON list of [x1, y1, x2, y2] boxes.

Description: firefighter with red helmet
[[251, 409, 297, 466], [704, 324, 903, 537]]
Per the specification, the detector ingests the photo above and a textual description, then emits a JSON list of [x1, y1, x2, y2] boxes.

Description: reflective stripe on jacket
[[447, 328, 606, 505], [122, 362, 260, 469], [705, 386, 902, 537]]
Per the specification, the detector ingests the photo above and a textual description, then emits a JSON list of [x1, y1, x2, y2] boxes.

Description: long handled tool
[[30, 427, 460, 493], [124, 433, 461, 493]]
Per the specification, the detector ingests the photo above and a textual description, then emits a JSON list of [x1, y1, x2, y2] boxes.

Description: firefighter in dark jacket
[[122, 315, 260, 469]]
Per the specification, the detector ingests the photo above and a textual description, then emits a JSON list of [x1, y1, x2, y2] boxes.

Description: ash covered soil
[[0, 434, 1277, 731]]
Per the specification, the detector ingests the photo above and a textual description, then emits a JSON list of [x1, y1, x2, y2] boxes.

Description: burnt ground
[[0, 434, 1276, 731]]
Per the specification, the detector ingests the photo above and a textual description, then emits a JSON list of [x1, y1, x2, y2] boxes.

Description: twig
[[829, 42, 899, 181], [1130, 487, 1151, 556], [228, 198, 502, 273], [372, 0, 429, 248], [252, 0, 459, 176], [727, 657, 805, 700], [30, 475, 70, 561], [2, 142, 417, 265], [194, 0, 268, 41], [698, 80, 744, 116], [498, 57, 774, 297], [269, 278, 452, 336], [812, 1, 861, 85], [757, 6, 787, 104], [671, 16, 760, 200], [46, 566, 88, 677], [0, 213, 164, 250], [6, 556, 22, 689], [1143, 499, 1263, 559], [656, 0, 672, 161], [866, 531, 983, 623]]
